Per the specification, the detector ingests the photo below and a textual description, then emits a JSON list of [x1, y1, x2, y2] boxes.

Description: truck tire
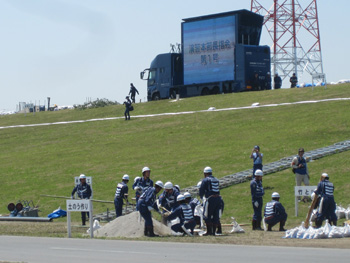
[[212, 86, 220, 94], [152, 93, 160, 101], [201, 88, 209, 96]]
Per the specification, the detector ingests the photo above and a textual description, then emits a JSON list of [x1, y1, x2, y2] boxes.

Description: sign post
[[294, 186, 316, 216], [66, 199, 93, 238]]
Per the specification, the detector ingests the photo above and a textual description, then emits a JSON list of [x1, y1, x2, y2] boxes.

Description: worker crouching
[[264, 192, 287, 231]]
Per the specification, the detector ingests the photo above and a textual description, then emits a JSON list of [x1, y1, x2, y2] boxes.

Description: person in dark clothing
[[123, 96, 132, 120], [314, 173, 337, 228], [71, 174, 92, 226], [137, 180, 164, 237], [290, 73, 298, 88], [114, 174, 129, 218], [264, 192, 287, 231], [274, 73, 282, 89], [265, 72, 272, 90], [129, 83, 139, 103], [250, 169, 264, 230], [252, 73, 260, 91]]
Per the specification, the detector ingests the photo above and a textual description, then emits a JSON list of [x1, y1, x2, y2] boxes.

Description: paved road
[[0, 236, 350, 262]]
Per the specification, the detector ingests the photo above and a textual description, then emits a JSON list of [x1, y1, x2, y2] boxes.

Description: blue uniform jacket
[[115, 181, 128, 200], [71, 183, 92, 199], [250, 179, 264, 200], [199, 175, 220, 199], [133, 177, 153, 194], [138, 187, 159, 211], [159, 187, 180, 211]]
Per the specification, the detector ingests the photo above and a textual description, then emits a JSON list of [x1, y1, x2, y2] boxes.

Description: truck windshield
[[149, 69, 156, 80]]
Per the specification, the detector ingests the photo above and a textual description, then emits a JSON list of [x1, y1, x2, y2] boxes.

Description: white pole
[[67, 211, 71, 238]]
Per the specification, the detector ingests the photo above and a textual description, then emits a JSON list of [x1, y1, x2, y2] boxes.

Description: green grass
[[0, 84, 349, 230]]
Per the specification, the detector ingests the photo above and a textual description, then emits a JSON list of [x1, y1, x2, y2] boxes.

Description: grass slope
[[0, 84, 349, 228]]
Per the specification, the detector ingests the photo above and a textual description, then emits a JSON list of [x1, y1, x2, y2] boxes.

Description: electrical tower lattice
[[251, 0, 325, 87]]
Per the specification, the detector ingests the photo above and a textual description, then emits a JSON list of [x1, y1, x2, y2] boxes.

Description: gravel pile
[[94, 211, 172, 238]]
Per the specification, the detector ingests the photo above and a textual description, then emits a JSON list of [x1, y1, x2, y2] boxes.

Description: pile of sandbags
[[335, 205, 350, 220], [284, 220, 350, 239]]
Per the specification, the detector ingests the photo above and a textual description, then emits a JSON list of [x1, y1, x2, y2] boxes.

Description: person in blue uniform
[[167, 194, 196, 236], [264, 192, 287, 231], [250, 169, 264, 230], [158, 181, 180, 224], [71, 174, 92, 226], [250, 145, 263, 179], [123, 96, 132, 120], [137, 180, 164, 237], [114, 174, 129, 218], [199, 166, 221, 236], [133, 167, 153, 201], [314, 173, 337, 228]]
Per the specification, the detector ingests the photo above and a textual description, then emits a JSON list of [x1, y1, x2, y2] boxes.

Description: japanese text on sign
[[66, 200, 91, 212], [294, 186, 317, 197]]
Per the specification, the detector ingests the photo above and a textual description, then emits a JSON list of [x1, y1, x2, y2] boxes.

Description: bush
[[74, 98, 119, 110]]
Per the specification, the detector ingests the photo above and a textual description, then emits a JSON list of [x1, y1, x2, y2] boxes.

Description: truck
[[140, 9, 271, 101]]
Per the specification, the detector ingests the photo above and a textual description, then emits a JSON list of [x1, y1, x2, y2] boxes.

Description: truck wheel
[[152, 93, 160, 101], [201, 88, 209, 96], [212, 87, 220, 94]]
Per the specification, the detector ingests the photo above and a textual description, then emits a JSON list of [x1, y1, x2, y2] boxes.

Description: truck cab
[[140, 53, 183, 101]]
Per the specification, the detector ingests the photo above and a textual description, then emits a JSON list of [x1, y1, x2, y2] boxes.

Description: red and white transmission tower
[[251, 0, 325, 87]]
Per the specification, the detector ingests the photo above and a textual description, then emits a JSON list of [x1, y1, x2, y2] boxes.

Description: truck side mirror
[[140, 71, 144, 79]]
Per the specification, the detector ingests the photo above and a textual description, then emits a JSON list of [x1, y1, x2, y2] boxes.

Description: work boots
[[144, 226, 148, 236], [147, 226, 159, 237], [252, 220, 257, 230], [256, 220, 263, 231], [216, 223, 222, 235], [267, 224, 273, 231], [212, 224, 217, 236], [279, 220, 287, 231], [203, 223, 213, 236]]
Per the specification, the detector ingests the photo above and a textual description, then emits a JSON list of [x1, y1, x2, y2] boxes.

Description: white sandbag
[[343, 223, 350, 237], [296, 222, 307, 239], [230, 217, 245, 233], [87, 219, 101, 234], [345, 207, 350, 220], [284, 227, 299, 239], [314, 220, 331, 239], [328, 226, 344, 238], [303, 226, 316, 239], [335, 205, 346, 219]]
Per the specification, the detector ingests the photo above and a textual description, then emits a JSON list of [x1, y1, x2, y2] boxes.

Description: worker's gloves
[[147, 206, 154, 211], [254, 201, 259, 208], [163, 211, 171, 217]]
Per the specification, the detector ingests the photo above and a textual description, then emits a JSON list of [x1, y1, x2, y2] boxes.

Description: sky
[[0, 0, 349, 111]]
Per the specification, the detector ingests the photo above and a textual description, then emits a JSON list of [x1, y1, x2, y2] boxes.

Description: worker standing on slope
[[71, 174, 92, 226], [123, 96, 132, 120], [137, 180, 164, 237], [129, 83, 139, 103], [199, 166, 221, 236], [291, 148, 310, 202], [250, 169, 264, 230], [250, 145, 263, 179], [114, 174, 129, 218]]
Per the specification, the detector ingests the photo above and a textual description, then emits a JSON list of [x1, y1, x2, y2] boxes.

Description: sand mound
[[94, 211, 172, 238]]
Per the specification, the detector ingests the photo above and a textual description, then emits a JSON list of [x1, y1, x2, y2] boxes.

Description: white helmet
[[155, 180, 164, 188], [175, 185, 180, 191], [255, 169, 263, 176], [134, 176, 141, 183], [122, 174, 129, 180], [197, 181, 202, 188], [79, 174, 86, 179], [184, 192, 191, 199], [177, 194, 185, 202], [203, 166, 212, 173], [322, 173, 329, 178], [271, 192, 280, 198], [142, 167, 150, 173], [164, 181, 173, 190]]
